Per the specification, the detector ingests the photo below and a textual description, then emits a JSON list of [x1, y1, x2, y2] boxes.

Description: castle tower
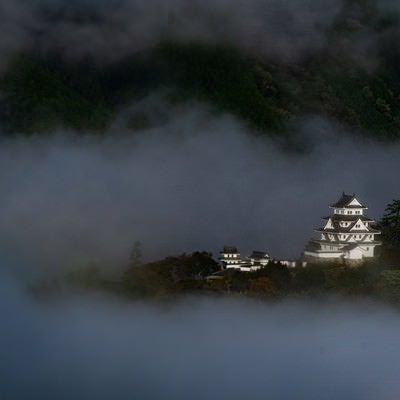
[[219, 246, 271, 271], [303, 193, 381, 264], [219, 246, 243, 269]]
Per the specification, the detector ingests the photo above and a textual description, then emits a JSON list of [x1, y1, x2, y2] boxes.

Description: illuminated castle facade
[[303, 193, 381, 263], [219, 247, 270, 272]]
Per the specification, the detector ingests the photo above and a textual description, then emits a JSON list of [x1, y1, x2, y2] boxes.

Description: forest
[[32, 199, 400, 304], [2, 1, 400, 142]]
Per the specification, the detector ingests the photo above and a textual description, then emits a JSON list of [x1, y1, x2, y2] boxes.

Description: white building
[[303, 193, 381, 264], [219, 246, 270, 272]]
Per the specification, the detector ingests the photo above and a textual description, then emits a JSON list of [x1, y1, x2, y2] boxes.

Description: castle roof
[[220, 246, 239, 254], [249, 251, 270, 259], [317, 230, 381, 237], [342, 244, 360, 251], [322, 215, 374, 222], [313, 238, 382, 245], [329, 192, 367, 208], [303, 241, 321, 252], [317, 225, 380, 234]]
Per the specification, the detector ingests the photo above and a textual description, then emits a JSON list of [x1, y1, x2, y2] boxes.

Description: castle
[[219, 247, 304, 272], [218, 193, 381, 271], [303, 192, 381, 264], [219, 247, 271, 272]]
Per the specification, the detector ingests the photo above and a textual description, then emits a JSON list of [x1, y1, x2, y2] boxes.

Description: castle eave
[[316, 228, 380, 234], [313, 239, 381, 246], [329, 205, 368, 209], [322, 215, 374, 222]]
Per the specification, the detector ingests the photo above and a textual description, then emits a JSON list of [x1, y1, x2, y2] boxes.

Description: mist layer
[[1, 271, 400, 400], [0, 108, 398, 273]]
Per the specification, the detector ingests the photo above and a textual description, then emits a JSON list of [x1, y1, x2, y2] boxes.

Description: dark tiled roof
[[363, 228, 381, 234], [221, 246, 239, 254], [342, 244, 359, 251], [317, 227, 377, 234], [322, 215, 374, 222], [250, 251, 269, 259], [304, 241, 320, 252], [331, 192, 354, 207], [314, 238, 381, 246], [318, 218, 380, 233], [329, 192, 367, 208]]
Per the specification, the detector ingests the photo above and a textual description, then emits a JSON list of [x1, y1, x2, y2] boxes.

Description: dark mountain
[[1, 0, 400, 140]]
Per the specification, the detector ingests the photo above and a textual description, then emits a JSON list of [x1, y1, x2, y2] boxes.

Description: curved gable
[[349, 198, 362, 207]]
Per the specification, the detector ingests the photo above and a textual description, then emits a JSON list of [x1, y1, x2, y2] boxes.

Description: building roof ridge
[[329, 192, 367, 208]]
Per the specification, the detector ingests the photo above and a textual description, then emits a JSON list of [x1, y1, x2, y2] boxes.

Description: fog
[[1, 2, 400, 398], [0, 103, 399, 275], [0, 0, 343, 69], [1, 268, 400, 400], [2, 0, 398, 76]]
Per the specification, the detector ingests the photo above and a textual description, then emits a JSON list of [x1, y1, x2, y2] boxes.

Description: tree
[[256, 262, 292, 292], [378, 200, 400, 263], [130, 240, 142, 267], [378, 270, 400, 303], [124, 252, 219, 299], [380, 200, 400, 246], [249, 277, 276, 298]]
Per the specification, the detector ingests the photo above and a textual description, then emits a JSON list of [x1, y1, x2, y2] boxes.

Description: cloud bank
[[1, 273, 400, 400], [0, 104, 398, 276], [0, 0, 343, 69]]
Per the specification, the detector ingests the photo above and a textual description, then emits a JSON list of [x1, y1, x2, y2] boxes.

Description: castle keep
[[303, 193, 381, 264]]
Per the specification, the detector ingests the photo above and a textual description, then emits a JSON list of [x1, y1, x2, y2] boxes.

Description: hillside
[[1, 1, 400, 140]]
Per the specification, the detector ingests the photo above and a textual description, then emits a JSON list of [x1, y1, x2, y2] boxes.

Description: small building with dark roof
[[219, 247, 271, 271]]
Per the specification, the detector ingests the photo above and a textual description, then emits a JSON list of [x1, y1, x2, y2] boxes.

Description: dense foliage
[[2, 1, 400, 139], [1, 55, 112, 134], [118, 256, 400, 303], [123, 252, 219, 299], [377, 200, 400, 263]]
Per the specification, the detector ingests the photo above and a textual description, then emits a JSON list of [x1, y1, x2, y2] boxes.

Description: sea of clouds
[[1, 270, 400, 400], [0, 102, 399, 278], [0, 0, 358, 71]]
